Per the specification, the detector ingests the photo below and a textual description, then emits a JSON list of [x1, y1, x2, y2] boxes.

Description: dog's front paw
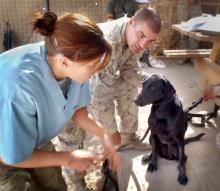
[[142, 154, 151, 164], [147, 162, 157, 172], [178, 174, 188, 185]]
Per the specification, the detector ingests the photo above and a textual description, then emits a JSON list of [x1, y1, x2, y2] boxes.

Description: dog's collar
[[153, 94, 177, 105]]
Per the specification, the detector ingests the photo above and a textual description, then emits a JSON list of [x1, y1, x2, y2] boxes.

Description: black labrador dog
[[134, 74, 204, 185]]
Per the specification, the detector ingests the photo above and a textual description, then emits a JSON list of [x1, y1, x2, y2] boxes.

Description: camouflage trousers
[[0, 143, 67, 191], [53, 121, 86, 191], [177, 0, 202, 49], [90, 75, 138, 134], [53, 76, 139, 188]]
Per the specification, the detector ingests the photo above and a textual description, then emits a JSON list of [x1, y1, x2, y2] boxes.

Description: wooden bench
[[163, 49, 212, 58]]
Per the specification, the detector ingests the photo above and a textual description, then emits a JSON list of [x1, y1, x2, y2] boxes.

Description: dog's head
[[135, 74, 176, 106]]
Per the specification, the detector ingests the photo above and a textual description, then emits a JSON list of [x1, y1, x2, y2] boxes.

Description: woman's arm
[[72, 107, 121, 170], [7, 149, 68, 168], [72, 107, 105, 139], [0, 149, 102, 172]]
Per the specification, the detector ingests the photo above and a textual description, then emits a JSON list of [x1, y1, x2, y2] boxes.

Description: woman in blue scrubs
[[0, 11, 120, 190]]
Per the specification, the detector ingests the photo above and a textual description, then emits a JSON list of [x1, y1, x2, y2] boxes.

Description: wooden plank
[[164, 54, 210, 58], [164, 49, 212, 53], [163, 49, 211, 58]]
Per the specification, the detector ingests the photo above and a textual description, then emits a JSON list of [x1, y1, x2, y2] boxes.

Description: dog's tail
[[184, 133, 205, 145]]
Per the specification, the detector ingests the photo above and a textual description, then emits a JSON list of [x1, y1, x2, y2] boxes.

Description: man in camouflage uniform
[[177, 0, 202, 50], [90, 7, 161, 146], [57, 7, 161, 190]]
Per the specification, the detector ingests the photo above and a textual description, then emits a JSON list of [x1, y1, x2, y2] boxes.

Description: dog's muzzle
[[134, 97, 144, 106]]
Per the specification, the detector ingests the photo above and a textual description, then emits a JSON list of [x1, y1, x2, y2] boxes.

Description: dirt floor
[[68, 58, 220, 191]]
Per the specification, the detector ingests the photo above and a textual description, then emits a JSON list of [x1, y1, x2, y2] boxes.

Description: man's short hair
[[135, 7, 161, 33]]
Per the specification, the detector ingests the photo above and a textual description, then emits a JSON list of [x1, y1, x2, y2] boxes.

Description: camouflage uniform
[[177, 0, 202, 49], [54, 51, 145, 187], [53, 121, 86, 191], [90, 17, 149, 135], [55, 18, 150, 188], [0, 142, 67, 191]]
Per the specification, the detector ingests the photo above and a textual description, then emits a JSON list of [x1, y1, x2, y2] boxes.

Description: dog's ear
[[165, 80, 176, 98], [161, 78, 176, 98]]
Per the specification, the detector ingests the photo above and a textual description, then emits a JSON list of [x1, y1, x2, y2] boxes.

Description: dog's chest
[[149, 110, 178, 144], [149, 100, 184, 144], [152, 118, 176, 144]]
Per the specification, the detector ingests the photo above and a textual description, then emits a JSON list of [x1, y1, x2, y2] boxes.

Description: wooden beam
[[163, 49, 211, 58]]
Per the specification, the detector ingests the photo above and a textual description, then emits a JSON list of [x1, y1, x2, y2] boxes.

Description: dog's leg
[[167, 143, 173, 160], [177, 143, 188, 185], [142, 153, 152, 164], [142, 130, 152, 164], [147, 135, 158, 172]]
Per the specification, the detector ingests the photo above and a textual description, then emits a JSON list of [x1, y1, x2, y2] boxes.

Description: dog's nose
[[134, 98, 141, 106]]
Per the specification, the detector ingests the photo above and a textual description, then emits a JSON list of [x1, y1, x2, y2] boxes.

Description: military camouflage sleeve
[[120, 55, 150, 87]]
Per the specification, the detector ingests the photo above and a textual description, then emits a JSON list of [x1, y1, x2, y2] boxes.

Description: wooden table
[[172, 24, 220, 63]]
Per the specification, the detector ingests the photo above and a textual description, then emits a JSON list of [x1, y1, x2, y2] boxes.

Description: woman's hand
[[102, 133, 121, 171], [203, 87, 214, 101], [66, 150, 104, 172]]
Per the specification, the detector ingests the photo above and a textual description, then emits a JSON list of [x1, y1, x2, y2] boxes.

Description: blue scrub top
[[0, 42, 91, 164]]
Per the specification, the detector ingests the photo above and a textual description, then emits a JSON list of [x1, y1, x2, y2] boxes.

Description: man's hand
[[203, 87, 214, 101], [111, 131, 121, 145], [66, 150, 104, 172]]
